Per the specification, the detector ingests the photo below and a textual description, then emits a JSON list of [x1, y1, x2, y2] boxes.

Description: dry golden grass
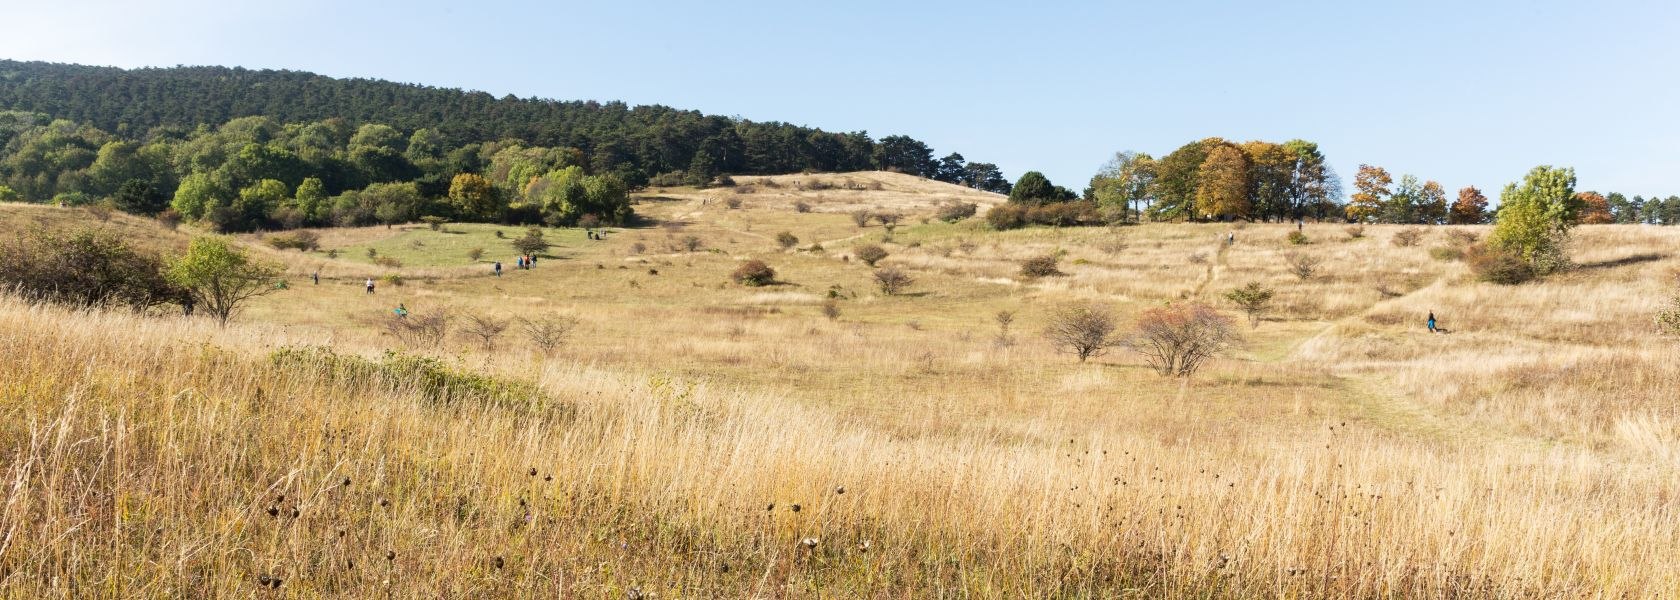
[[2, 200, 1679, 597]]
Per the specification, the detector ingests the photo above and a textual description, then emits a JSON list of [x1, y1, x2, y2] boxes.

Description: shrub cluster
[[0, 227, 179, 310], [731, 259, 776, 286], [1466, 243, 1534, 284], [985, 201, 1100, 230], [265, 230, 321, 251]]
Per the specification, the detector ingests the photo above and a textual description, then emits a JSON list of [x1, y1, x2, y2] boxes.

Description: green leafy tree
[[447, 173, 499, 221], [1090, 151, 1155, 223], [167, 236, 283, 326], [1489, 166, 1577, 275], [171, 172, 228, 220], [1149, 138, 1222, 221], [1009, 171, 1057, 204], [294, 177, 328, 223]]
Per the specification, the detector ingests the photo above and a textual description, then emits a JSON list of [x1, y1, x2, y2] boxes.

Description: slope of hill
[[2, 196, 1679, 596]]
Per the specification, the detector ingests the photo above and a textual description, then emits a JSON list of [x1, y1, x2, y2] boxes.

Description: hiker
[[494, 261, 502, 277], [1297, 220, 1304, 232], [312, 271, 319, 285], [529, 254, 537, 266], [1427, 311, 1438, 333], [394, 303, 408, 319], [365, 278, 375, 295], [1228, 232, 1235, 245], [516, 255, 525, 270]]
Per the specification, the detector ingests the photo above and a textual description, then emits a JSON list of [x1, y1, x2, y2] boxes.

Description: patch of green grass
[[330, 223, 600, 267]]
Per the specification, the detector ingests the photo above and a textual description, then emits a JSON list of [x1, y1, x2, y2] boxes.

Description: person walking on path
[[312, 271, 320, 285], [494, 261, 502, 277], [365, 278, 376, 295], [1427, 311, 1438, 333], [1228, 232, 1235, 245]]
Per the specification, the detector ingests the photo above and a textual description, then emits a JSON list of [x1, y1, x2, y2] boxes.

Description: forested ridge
[[0, 59, 1010, 231]]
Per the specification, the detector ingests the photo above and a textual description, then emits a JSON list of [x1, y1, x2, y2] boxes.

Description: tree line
[[0, 60, 1012, 230]]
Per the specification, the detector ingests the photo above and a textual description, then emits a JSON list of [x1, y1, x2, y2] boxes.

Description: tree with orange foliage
[[1573, 191, 1614, 224], [1345, 164, 1391, 223], [1450, 187, 1489, 224]]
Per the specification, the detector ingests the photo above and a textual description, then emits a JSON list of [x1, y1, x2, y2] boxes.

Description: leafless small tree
[[850, 210, 872, 228], [821, 298, 841, 321], [1287, 253, 1323, 281], [388, 309, 451, 348], [521, 314, 580, 354], [994, 309, 1016, 347], [873, 267, 914, 295], [460, 314, 511, 350], [1124, 302, 1240, 377], [1044, 302, 1119, 362]]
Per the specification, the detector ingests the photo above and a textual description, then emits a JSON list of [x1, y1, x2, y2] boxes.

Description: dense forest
[[0, 60, 1011, 231]]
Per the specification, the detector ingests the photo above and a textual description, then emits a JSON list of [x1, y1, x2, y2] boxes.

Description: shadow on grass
[[1577, 253, 1667, 270]]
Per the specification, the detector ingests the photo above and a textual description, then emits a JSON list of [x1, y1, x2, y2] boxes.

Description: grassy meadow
[[1, 172, 1677, 597]]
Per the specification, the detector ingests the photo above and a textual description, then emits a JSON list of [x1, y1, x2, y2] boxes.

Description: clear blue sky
[[4, 0, 1677, 197]]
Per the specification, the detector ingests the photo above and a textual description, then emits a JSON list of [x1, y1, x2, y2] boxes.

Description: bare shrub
[[1222, 282, 1275, 328], [678, 235, 703, 252], [1344, 225, 1365, 240], [1124, 302, 1240, 377], [821, 298, 841, 320], [724, 197, 743, 209], [1445, 229, 1480, 246], [389, 309, 450, 348], [994, 310, 1016, 347], [1286, 253, 1322, 281], [521, 315, 579, 353], [793, 200, 811, 213], [854, 244, 888, 267], [1019, 254, 1062, 279], [873, 267, 913, 296], [850, 210, 872, 228], [874, 212, 903, 227], [1045, 302, 1119, 362], [936, 202, 978, 222], [467, 247, 485, 262], [460, 314, 511, 350], [775, 231, 799, 249], [731, 260, 776, 286], [1392, 227, 1425, 247]]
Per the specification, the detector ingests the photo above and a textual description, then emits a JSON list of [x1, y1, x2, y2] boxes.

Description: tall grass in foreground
[[1, 294, 1677, 598]]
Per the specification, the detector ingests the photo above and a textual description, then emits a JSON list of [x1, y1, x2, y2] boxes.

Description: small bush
[[1020, 254, 1062, 279], [731, 259, 776, 286], [1466, 243, 1534, 284], [1287, 231, 1310, 245], [1045, 302, 1119, 362], [1429, 246, 1465, 261], [522, 314, 580, 353], [936, 202, 978, 223], [420, 216, 448, 231], [266, 230, 321, 251], [1222, 282, 1275, 327], [854, 244, 888, 266], [1124, 302, 1240, 377], [986, 204, 1027, 230], [873, 267, 914, 295], [793, 200, 811, 213], [459, 314, 512, 350], [649, 170, 687, 187], [850, 210, 873, 228], [467, 247, 485, 262], [678, 235, 703, 252], [775, 231, 799, 249], [1344, 225, 1365, 240], [1445, 229, 1480, 246], [1656, 294, 1680, 336], [511, 228, 549, 256], [1286, 253, 1322, 281], [724, 197, 743, 209], [821, 298, 841, 320], [629, 241, 646, 255], [1392, 227, 1425, 247], [381, 273, 405, 286]]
